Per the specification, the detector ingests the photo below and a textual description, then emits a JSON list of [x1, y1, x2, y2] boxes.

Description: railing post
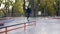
[[24, 23, 26, 32], [5, 27, 8, 34], [34, 21, 36, 27], [0, 29, 2, 34]]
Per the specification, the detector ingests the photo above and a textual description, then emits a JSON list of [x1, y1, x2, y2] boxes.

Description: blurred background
[[0, 0, 60, 17], [0, 0, 60, 34]]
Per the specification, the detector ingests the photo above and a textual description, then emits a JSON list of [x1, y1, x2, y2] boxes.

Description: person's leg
[[27, 14, 30, 21], [28, 16, 29, 21], [27, 16, 29, 21]]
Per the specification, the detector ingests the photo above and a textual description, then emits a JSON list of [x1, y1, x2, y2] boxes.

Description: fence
[[0, 21, 36, 34]]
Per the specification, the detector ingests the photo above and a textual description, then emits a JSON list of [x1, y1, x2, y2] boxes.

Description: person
[[26, 7, 31, 21]]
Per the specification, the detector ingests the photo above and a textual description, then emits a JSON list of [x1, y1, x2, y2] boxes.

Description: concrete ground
[[0, 17, 60, 34]]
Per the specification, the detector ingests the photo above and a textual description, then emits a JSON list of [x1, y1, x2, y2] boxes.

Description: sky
[[0, 0, 15, 9], [0, 4, 5, 9]]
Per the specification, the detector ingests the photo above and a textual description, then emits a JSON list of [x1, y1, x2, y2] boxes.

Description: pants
[[27, 13, 30, 20]]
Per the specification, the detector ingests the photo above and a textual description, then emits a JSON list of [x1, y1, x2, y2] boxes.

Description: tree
[[12, 0, 23, 16], [27, 0, 40, 17], [39, 0, 56, 16]]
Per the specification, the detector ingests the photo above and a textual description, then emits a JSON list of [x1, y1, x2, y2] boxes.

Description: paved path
[[0, 17, 60, 34]]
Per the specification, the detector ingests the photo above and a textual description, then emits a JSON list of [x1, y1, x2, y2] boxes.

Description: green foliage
[[0, 0, 60, 17], [39, 0, 56, 16], [13, 0, 24, 14], [34, 0, 37, 6]]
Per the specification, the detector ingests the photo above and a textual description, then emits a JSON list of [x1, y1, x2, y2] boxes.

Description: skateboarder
[[26, 6, 31, 21]]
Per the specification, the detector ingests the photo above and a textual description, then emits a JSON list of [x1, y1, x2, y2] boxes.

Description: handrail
[[0, 21, 35, 29], [0, 23, 24, 29], [0, 21, 36, 34]]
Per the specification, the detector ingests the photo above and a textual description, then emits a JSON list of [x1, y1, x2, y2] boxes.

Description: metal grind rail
[[0, 21, 36, 34]]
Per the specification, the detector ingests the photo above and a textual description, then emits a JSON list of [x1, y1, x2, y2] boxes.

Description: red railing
[[0, 21, 36, 34]]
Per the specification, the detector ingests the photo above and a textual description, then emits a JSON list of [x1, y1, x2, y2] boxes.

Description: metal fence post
[[34, 21, 36, 27], [24, 23, 26, 32], [5, 27, 8, 34]]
